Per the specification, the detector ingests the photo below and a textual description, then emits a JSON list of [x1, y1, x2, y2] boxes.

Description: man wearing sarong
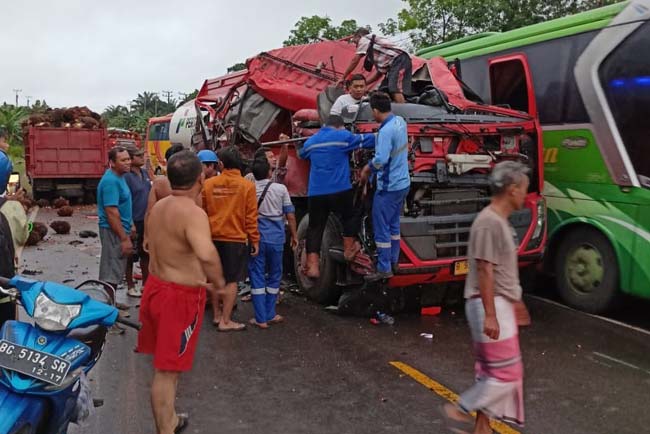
[[442, 161, 529, 434]]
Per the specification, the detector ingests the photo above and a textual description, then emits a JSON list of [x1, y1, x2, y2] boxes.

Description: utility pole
[[12, 89, 22, 107], [26, 96, 33, 107], [178, 91, 189, 103], [161, 90, 174, 105]]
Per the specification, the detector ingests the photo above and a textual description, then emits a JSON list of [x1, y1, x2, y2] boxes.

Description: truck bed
[[25, 127, 108, 179]]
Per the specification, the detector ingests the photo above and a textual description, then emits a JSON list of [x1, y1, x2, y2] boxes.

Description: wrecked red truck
[[190, 39, 546, 312]]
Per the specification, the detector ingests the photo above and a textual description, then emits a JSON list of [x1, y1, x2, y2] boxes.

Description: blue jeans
[[372, 188, 409, 273], [248, 242, 283, 323]]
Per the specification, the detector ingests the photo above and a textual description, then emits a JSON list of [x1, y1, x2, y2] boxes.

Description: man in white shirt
[[330, 74, 367, 116], [338, 28, 412, 103]]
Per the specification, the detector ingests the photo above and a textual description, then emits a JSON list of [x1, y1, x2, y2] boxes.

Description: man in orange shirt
[[202, 146, 259, 332]]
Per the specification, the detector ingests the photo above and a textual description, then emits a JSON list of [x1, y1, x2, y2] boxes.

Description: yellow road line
[[389, 361, 521, 434]]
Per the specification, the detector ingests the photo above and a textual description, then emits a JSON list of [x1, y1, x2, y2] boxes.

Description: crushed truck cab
[[189, 38, 546, 311]]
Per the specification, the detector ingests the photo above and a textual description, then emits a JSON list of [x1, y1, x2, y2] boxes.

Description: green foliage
[[227, 63, 246, 73], [0, 104, 28, 147], [283, 16, 368, 46], [381, 0, 621, 49]]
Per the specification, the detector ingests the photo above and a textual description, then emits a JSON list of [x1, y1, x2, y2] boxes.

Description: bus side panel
[[545, 182, 644, 297], [629, 201, 650, 299]]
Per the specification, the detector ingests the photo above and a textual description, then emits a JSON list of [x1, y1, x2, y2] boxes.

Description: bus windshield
[[600, 20, 650, 186], [148, 121, 170, 141]]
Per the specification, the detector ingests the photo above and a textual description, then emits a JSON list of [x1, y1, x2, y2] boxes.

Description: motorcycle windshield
[[10, 276, 118, 329]]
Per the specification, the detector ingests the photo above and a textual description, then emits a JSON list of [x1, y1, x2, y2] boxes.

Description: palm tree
[[102, 105, 129, 119], [131, 92, 162, 116], [0, 104, 28, 146]]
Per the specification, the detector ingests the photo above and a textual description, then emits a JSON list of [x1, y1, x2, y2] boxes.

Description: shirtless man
[[146, 144, 185, 214], [137, 150, 225, 434]]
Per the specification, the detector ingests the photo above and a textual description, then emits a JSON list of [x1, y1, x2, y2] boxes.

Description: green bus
[[417, 1, 650, 313]]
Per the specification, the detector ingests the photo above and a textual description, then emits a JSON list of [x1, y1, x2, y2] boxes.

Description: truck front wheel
[[555, 227, 618, 314], [293, 214, 341, 305]]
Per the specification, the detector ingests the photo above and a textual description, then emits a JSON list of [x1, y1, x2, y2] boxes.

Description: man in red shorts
[[138, 150, 225, 434]]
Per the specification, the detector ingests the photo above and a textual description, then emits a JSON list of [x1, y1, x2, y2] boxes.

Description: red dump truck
[[25, 127, 109, 201]]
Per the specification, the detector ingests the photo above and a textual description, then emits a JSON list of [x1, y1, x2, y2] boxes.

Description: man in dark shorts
[[97, 147, 133, 290], [137, 150, 225, 434], [202, 146, 259, 332], [124, 144, 151, 297]]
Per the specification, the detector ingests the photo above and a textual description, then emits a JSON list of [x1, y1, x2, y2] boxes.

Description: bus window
[[489, 56, 535, 116], [600, 21, 650, 185]]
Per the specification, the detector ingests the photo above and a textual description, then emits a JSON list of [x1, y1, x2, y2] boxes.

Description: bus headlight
[[526, 199, 546, 251]]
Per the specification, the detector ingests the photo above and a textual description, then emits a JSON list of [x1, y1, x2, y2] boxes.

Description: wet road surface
[[20, 207, 650, 434]]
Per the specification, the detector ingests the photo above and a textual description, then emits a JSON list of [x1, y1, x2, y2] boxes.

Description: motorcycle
[[0, 275, 140, 434]]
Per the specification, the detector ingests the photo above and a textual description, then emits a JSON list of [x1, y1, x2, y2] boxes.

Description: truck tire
[[293, 214, 341, 305], [554, 227, 618, 314]]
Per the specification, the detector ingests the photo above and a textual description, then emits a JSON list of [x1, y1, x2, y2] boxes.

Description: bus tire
[[293, 214, 341, 305], [554, 227, 618, 314]]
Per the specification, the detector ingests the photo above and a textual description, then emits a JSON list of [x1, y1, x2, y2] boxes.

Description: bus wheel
[[555, 227, 618, 313], [293, 214, 341, 305]]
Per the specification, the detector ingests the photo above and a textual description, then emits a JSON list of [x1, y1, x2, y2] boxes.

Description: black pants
[[380, 52, 413, 96], [307, 189, 360, 254]]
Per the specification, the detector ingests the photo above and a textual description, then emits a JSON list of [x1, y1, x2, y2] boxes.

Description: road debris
[[53, 197, 70, 209], [50, 220, 72, 234], [32, 222, 48, 239], [57, 206, 74, 217], [79, 230, 98, 238]]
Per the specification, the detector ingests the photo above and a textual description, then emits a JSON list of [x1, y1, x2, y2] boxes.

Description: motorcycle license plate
[[453, 260, 469, 276], [0, 340, 71, 386]]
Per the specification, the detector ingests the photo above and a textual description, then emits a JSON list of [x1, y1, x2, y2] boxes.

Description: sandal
[[268, 315, 284, 324], [217, 323, 247, 332], [439, 404, 472, 434], [174, 413, 189, 433], [249, 318, 269, 329]]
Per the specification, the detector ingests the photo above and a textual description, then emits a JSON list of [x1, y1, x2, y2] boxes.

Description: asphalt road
[[20, 207, 650, 434]]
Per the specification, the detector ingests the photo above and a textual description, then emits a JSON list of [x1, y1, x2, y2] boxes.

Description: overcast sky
[[1, 0, 404, 112]]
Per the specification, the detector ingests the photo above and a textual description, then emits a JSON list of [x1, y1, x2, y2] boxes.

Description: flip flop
[[174, 413, 189, 433], [240, 294, 252, 302], [439, 404, 472, 434], [268, 315, 284, 324], [249, 318, 269, 329], [217, 323, 247, 332]]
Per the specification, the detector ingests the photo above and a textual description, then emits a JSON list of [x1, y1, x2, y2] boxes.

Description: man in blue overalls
[[361, 92, 411, 282]]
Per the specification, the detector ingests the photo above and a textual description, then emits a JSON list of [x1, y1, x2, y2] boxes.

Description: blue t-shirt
[[0, 150, 13, 194], [124, 168, 151, 222], [97, 169, 132, 234]]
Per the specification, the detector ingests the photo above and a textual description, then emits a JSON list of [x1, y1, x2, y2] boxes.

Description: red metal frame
[[488, 53, 538, 118]]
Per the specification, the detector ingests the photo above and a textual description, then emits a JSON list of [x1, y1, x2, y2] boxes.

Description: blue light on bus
[[609, 77, 650, 89], [635, 76, 650, 86]]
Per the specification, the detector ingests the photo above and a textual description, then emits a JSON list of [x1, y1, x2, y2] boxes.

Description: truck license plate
[[453, 260, 469, 276], [0, 340, 71, 386]]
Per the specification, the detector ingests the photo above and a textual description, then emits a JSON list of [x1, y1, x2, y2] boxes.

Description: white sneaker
[[127, 287, 142, 298]]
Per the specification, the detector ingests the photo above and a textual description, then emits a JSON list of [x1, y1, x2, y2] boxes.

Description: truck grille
[[400, 209, 532, 261]]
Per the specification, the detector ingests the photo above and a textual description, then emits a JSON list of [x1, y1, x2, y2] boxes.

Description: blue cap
[[197, 150, 219, 163]]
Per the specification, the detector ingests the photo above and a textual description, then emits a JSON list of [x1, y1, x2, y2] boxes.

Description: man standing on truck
[[0, 128, 12, 195], [441, 161, 528, 434], [97, 147, 134, 297], [124, 144, 151, 297], [330, 74, 367, 116], [361, 92, 410, 282], [298, 114, 375, 278], [137, 150, 226, 434], [202, 146, 259, 332], [338, 28, 412, 104]]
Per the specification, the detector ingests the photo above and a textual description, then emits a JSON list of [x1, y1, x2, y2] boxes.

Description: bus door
[[488, 54, 537, 117]]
